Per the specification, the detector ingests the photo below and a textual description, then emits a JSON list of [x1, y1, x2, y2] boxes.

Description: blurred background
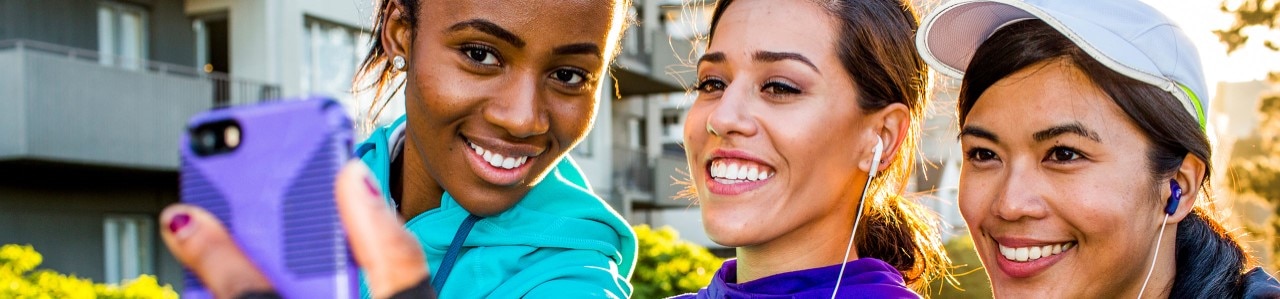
[[0, 0, 1276, 297]]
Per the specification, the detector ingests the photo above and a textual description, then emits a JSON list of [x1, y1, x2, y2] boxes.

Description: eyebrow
[[958, 125, 999, 143], [698, 52, 726, 66], [552, 43, 602, 57], [1033, 122, 1102, 143], [753, 51, 820, 74], [448, 19, 525, 48], [697, 51, 820, 73]]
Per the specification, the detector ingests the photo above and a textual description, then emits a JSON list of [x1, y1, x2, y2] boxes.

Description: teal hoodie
[[354, 116, 637, 298]]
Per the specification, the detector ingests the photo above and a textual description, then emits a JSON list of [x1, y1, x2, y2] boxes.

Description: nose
[[705, 82, 758, 138], [991, 163, 1049, 222], [484, 72, 550, 138]]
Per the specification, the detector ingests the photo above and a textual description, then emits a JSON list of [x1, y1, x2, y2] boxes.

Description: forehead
[[967, 61, 1140, 141], [421, 0, 618, 45], [708, 1, 838, 62]]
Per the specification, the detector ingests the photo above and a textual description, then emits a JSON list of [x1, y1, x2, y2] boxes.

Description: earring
[[706, 122, 719, 136], [392, 55, 406, 71]]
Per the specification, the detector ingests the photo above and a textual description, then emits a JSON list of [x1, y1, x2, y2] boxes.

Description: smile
[[709, 158, 774, 184], [468, 141, 532, 170], [998, 241, 1075, 263]]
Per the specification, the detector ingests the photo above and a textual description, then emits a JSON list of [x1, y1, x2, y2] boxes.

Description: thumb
[[335, 161, 429, 298], [159, 204, 274, 298]]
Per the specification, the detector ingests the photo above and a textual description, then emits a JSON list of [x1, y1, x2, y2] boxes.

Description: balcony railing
[[0, 39, 279, 107]]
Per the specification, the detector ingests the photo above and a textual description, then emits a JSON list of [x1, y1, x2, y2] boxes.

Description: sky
[[1141, 0, 1280, 85]]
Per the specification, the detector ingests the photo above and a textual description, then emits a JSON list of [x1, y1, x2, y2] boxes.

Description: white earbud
[[832, 135, 886, 299]]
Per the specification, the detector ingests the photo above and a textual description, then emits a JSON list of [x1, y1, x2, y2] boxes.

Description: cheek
[[957, 170, 995, 224], [551, 98, 598, 144]]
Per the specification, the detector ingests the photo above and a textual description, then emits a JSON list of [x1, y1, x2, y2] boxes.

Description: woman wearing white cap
[[916, 0, 1280, 297]]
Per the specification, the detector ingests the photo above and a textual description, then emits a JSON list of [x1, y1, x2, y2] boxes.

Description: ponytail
[[856, 194, 950, 290], [1170, 210, 1250, 298]]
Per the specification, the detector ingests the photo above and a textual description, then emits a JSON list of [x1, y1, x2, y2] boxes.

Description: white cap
[[916, 0, 1208, 128]]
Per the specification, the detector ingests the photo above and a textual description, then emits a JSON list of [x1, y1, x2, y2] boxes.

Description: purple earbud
[[1165, 180, 1181, 215]]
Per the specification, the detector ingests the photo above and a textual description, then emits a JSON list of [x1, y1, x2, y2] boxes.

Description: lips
[[702, 149, 776, 195], [998, 241, 1074, 262], [461, 135, 544, 186], [990, 237, 1076, 278]]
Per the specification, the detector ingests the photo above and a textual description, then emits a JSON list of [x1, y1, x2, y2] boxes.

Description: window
[[98, 1, 148, 70], [103, 215, 154, 284], [302, 17, 399, 128]]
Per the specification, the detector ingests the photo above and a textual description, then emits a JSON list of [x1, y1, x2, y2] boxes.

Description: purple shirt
[[670, 258, 919, 299]]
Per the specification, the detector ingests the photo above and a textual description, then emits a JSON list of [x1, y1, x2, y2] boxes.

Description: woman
[[916, 0, 1280, 297], [674, 0, 949, 297], [160, 0, 638, 298]]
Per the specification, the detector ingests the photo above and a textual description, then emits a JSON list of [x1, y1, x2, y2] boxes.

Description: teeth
[[709, 159, 775, 184], [469, 141, 531, 170], [999, 242, 1074, 263]]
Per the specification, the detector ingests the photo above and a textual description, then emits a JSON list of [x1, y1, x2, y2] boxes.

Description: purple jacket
[[670, 258, 919, 299]]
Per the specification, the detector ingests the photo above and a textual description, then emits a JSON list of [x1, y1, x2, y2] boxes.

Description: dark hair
[[959, 20, 1254, 297], [699, 0, 950, 290], [353, 0, 632, 130]]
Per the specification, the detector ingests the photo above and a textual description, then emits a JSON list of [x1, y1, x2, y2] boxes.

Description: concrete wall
[[14, 50, 212, 169], [0, 49, 27, 160]]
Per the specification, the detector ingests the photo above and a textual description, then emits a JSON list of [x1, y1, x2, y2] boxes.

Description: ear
[[859, 103, 911, 173], [380, 1, 413, 63], [1166, 153, 1207, 224]]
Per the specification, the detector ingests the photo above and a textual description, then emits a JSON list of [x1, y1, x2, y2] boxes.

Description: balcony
[[613, 25, 698, 97], [0, 40, 280, 170]]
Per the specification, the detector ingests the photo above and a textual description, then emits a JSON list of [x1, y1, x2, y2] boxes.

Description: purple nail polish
[[364, 177, 382, 197], [169, 213, 191, 234]]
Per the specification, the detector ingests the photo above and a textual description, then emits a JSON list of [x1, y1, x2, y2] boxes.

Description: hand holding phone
[[179, 97, 357, 299]]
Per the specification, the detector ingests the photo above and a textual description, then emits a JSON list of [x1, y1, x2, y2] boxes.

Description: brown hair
[[689, 0, 952, 291], [352, 0, 633, 130], [959, 20, 1255, 297]]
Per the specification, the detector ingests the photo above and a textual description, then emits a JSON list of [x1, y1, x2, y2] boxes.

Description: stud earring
[[392, 55, 406, 71]]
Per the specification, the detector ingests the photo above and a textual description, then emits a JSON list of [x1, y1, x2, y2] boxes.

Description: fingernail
[[364, 176, 383, 198], [169, 213, 192, 235]]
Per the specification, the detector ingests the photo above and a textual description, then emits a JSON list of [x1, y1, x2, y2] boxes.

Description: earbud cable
[[1136, 213, 1170, 299]]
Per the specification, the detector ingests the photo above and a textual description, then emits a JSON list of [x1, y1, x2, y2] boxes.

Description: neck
[[735, 210, 861, 283], [397, 135, 443, 220], [1131, 222, 1179, 298]]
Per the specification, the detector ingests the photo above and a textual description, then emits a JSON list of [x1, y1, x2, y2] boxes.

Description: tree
[[1228, 95, 1280, 271], [1217, 0, 1280, 80], [630, 225, 723, 298], [0, 244, 177, 298], [926, 234, 992, 298]]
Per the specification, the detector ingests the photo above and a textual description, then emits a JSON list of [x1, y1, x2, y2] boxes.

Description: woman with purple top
[[673, 0, 950, 297]]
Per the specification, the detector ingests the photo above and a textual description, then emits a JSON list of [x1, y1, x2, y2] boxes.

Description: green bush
[[0, 244, 177, 299], [631, 225, 724, 298], [927, 234, 993, 298]]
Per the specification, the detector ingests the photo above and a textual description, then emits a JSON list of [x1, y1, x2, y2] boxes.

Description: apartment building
[[0, 0, 694, 289]]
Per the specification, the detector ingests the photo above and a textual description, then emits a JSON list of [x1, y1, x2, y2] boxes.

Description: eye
[[696, 77, 726, 93], [966, 148, 999, 162], [1045, 146, 1085, 163], [762, 81, 801, 95], [550, 68, 588, 86], [460, 44, 501, 66]]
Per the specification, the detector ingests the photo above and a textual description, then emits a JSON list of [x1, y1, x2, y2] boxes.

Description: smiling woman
[[673, 0, 950, 297], [917, 0, 1280, 297], [345, 0, 636, 297]]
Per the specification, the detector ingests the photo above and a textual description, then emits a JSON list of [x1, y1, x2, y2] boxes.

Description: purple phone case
[[180, 97, 358, 299]]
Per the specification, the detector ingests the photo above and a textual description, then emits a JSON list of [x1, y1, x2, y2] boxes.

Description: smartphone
[[179, 97, 358, 299]]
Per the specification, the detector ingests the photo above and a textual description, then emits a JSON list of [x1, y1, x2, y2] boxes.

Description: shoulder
[[1243, 267, 1280, 299]]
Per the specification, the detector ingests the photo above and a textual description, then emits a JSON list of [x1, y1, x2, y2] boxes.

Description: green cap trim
[[1178, 83, 1206, 131]]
